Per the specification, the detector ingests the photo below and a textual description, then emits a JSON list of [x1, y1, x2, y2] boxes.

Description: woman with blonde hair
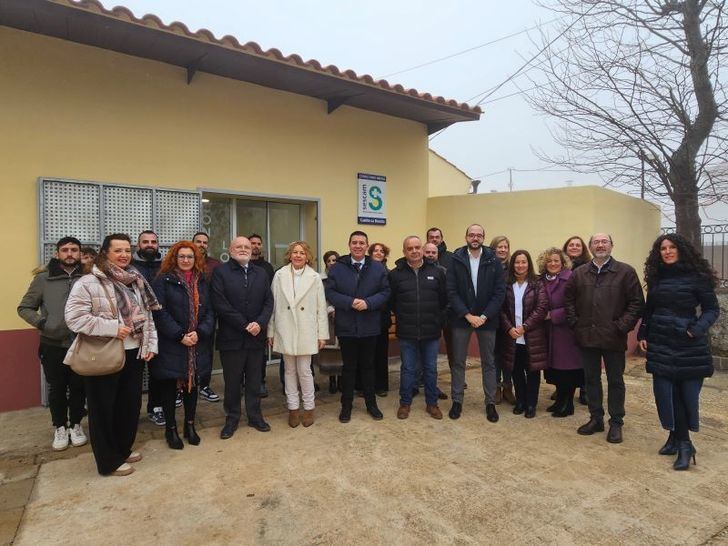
[[368, 242, 392, 396], [489, 235, 515, 405], [151, 241, 215, 449], [268, 241, 329, 427], [537, 247, 583, 418]]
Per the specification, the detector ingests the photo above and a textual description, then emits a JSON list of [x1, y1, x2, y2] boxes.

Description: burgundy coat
[[500, 279, 549, 371], [543, 270, 582, 370]]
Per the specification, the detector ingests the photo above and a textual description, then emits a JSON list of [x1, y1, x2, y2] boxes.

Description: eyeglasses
[[177, 255, 195, 261]]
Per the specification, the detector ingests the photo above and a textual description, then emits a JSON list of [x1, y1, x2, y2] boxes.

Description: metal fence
[[661, 224, 728, 288]]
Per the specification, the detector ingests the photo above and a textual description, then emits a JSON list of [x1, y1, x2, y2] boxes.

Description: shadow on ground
[[2, 357, 728, 545]]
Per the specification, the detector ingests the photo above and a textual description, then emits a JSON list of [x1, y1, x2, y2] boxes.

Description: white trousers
[[283, 354, 315, 410]]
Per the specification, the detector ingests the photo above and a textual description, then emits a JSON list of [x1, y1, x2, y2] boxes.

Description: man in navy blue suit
[[325, 230, 391, 423], [211, 236, 273, 438]]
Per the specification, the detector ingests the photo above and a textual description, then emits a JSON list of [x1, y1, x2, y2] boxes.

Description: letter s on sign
[[368, 185, 382, 211]]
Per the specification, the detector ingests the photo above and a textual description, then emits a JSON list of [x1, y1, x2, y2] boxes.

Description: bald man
[[211, 236, 274, 438]]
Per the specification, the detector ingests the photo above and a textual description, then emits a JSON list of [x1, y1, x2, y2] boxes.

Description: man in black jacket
[[389, 236, 448, 420], [446, 224, 506, 423], [211, 236, 274, 438], [132, 230, 165, 426], [426, 227, 453, 270]]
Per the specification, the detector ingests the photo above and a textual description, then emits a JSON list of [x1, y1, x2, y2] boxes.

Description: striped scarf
[[175, 269, 200, 392]]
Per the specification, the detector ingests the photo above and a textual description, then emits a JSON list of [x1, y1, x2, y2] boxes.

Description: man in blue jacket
[[326, 230, 391, 423], [211, 236, 274, 438], [446, 224, 506, 422]]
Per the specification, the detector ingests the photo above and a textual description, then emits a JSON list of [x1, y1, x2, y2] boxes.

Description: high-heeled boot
[[673, 440, 696, 471], [165, 426, 184, 450], [658, 431, 677, 455], [183, 421, 200, 446]]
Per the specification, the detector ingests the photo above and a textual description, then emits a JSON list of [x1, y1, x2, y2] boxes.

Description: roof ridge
[[59, 0, 481, 114]]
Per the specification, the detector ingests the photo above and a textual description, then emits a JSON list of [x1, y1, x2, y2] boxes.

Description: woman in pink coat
[[538, 247, 583, 418]]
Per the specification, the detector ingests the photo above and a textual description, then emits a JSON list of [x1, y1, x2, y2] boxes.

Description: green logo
[[368, 185, 383, 211]]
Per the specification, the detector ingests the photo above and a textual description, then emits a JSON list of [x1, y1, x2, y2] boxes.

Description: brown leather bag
[[68, 281, 126, 376]]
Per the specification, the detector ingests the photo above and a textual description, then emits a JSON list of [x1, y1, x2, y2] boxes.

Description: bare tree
[[527, 0, 728, 246]]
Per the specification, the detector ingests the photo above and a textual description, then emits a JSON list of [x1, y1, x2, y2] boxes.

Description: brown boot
[[502, 383, 516, 405], [494, 386, 503, 405], [426, 405, 443, 420], [302, 409, 314, 427], [397, 405, 410, 419], [288, 409, 300, 428]]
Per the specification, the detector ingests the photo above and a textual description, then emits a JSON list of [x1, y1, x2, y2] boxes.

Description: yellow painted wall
[[0, 27, 429, 330], [428, 149, 472, 197], [426, 186, 661, 276]]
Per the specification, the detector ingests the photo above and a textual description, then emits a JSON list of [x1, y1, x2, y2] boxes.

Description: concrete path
[[2, 358, 728, 545]]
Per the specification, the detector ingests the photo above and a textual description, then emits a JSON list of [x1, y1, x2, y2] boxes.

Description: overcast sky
[[100, 0, 727, 225]]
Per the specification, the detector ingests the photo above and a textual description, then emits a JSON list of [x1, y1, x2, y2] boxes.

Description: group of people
[[17, 223, 719, 477]]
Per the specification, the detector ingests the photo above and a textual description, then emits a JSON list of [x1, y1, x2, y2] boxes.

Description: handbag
[[68, 281, 126, 376]]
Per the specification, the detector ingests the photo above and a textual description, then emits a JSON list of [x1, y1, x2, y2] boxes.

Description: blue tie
[[243, 266, 248, 287]]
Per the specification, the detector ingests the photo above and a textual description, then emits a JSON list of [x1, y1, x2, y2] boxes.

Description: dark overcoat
[[500, 279, 549, 371]]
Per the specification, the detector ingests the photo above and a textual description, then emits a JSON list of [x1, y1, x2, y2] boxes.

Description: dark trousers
[[339, 336, 377, 408], [512, 344, 541, 409], [581, 348, 625, 425], [159, 378, 198, 429], [84, 350, 143, 475], [220, 348, 263, 423], [374, 331, 389, 392], [145, 359, 162, 414], [39, 343, 85, 427]]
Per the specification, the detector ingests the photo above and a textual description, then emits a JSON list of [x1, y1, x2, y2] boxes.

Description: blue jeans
[[399, 339, 440, 407]]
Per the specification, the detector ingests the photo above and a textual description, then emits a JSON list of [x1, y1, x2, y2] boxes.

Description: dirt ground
[[1, 357, 727, 545]]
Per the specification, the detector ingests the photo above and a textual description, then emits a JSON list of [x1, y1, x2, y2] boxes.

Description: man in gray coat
[[18, 236, 87, 451]]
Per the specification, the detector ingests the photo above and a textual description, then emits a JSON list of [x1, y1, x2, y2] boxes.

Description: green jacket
[[17, 258, 83, 348]]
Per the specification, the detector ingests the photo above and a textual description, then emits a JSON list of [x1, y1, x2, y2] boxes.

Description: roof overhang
[[0, 0, 481, 133]]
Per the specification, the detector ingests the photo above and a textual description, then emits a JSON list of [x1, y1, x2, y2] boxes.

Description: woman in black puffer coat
[[152, 242, 215, 450], [638, 234, 720, 471]]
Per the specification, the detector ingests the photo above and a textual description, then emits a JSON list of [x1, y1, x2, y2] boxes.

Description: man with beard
[[132, 230, 166, 426], [18, 236, 87, 450], [565, 233, 644, 443], [446, 224, 506, 423], [248, 233, 275, 397], [192, 231, 221, 403], [426, 227, 454, 270], [212, 236, 274, 437]]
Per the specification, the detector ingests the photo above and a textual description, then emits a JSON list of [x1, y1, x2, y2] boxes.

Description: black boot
[[547, 387, 564, 413], [183, 421, 200, 446], [658, 432, 678, 455], [165, 427, 184, 450], [673, 440, 696, 470]]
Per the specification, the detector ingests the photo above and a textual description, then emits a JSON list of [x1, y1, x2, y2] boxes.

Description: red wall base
[[0, 329, 41, 412]]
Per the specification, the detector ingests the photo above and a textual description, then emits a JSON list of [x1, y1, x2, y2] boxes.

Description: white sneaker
[[52, 426, 69, 451], [69, 423, 88, 447]]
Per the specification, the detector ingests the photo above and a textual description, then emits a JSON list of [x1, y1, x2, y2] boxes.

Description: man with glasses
[[565, 233, 644, 443], [446, 224, 505, 423]]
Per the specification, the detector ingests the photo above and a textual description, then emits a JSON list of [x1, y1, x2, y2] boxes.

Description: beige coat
[[63, 266, 158, 362], [268, 265, 329, 356]]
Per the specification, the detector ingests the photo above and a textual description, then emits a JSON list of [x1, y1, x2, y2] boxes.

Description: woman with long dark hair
[[64, 233, 159, 476], [500, 250, 549, 418], [638, 233, 720, 470], [151, 241, 214, 449]]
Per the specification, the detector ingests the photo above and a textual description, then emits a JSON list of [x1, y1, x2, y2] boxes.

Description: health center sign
[[357, 172, 386, 225]]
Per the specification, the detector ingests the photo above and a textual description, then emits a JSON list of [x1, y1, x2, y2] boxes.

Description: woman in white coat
[[268, 241, 329, 428]]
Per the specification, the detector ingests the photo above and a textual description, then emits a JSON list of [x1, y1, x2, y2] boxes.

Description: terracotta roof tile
[[60, 0, 481, 115]]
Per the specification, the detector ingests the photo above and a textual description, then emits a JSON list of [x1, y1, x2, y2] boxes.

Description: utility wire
[[379, 19, 558, 79], [429, 6, 595, 143]]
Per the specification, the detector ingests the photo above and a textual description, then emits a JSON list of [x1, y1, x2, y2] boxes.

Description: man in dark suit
[[325, 230, 390, 423], [211, 236, 273, 438]]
